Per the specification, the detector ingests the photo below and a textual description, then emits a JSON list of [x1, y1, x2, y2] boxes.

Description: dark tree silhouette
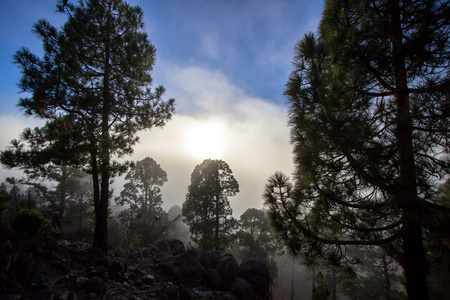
[[182, 159, 239, 251], [237, 208, 277, 261], [115, 157, 169, 246], [266, 1, 450, 298], [11, 0, 174, 252]]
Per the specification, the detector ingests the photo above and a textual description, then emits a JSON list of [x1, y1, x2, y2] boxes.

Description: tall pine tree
[[183, 159, 239, 251], [266, 1, 449, 299], [12, 0, 174, 252]]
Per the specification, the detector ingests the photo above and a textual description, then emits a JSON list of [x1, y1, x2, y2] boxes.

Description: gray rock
[[84, 276, 106, 296], [168, 239, 185, 256], [174, 249, 202, 288], [239, 258, 271, 300], [231, 277, 256, 300], [216, 254, 238, 290], [205, 268, 222, 290], [13, 251, 34, 282], [32, 288, 54, 300], [200, 249, 221, 269], [141, 274, 156, 285], [153, 240, 171, 256]]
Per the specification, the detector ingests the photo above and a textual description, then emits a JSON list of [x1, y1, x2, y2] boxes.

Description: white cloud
[[0, 65, 294, 218], [0, 114, 45, 182], [127, 64, 294, 216]]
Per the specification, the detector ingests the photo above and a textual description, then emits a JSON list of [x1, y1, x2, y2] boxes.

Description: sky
[[0, 0, 324, 217]]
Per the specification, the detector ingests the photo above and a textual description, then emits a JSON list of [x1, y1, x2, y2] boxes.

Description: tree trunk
[[93, 168, 109, 253], [383, 253, 391, 300], [78, 196, 83, 231], [332, 266, 336, 300], [93, 8, 112, 254], [214, 163, 220, 250], [58, 165, 68, 225], [389, 1, 428, 299], [91, 147, 103, 250]]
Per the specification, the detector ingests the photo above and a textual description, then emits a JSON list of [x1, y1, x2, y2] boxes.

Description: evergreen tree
[[237, 208, 279, 279], [182, 159, 239, 251], [117, 157, 167, 213], [266, 0, 450, 295], [237, 208, 276, 260], [115, 157, 169, 246], [12, 0, 174, 252], [1, 121, 83, 225]]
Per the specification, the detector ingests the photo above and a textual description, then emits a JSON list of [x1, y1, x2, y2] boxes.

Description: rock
[[5, 281, 23, 295], [174, 249, 202, 288], [31, 275, 52, 294], [0, 294, 21, 300], [84, 276, 106, 296], [32, 288, 53, 300], [216, 254, 239, 290], [58, 291, 78, 300], [141, 274, 156, 285], [239, 258, 271, 300], [109, 258, 124, 273], [0, 239, 13, 277], [54, 247, 71, 265], [168, 239, 185, 256], [200, 249, 221, 269], [153, 240, 171, 256], [178, 285, 195, 300], [93, 265, 107, 278], [51, 260, 71, 274], [205, 268, 222, 290], [13, 251, 34, 282], [231, 277, 256, 300], [74, 276, 89, 290]]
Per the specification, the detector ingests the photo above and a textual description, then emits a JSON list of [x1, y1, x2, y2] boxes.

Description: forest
[[0, 0, 449, 300]]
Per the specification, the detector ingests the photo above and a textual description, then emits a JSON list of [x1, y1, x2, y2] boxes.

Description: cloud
[[127, 63, 294, 216], [0, 64, 294, 218], [0, 114, 45, 182]]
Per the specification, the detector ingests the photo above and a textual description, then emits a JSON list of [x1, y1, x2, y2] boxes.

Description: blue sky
[[0, 0, 324, 215]]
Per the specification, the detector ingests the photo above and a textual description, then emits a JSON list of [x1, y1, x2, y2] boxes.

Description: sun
[[184, 120, 227, 159]]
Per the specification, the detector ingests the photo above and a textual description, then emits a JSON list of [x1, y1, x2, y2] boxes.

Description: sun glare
[[185, 120, 227, 159]]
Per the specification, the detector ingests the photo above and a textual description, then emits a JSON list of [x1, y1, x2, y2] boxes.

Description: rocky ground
[[0, 223, 271, 299]]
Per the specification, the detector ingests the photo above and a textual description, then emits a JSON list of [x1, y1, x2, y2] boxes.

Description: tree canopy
[[265, 1, 450, 299], [182, 159, 239, 251], [115, 157, 169, 247], [11, 0, 174, 252]]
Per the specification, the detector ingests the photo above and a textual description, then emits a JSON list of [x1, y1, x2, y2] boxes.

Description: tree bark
[[78, 196, 83, 231], [214, 163, 220, 250], [58, 165, 68, 225], [383, 253, 391, 300], [389, 1, 428, 299], [93, 8, 112, 253]]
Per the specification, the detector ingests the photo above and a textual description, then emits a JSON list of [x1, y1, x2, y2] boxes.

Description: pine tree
[[115, 157, 169, 246], [12, 0, 174, 252], [265, 0, 450, 297], [182, 159, 239, 251]]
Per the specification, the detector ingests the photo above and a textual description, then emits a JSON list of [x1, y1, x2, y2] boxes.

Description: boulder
[[0, 239, 13, 277], [239, 258, 271, 300], [205, 268, 222, 290], [141, 274, 156, 285], [231, 277, 256, 300], [174, 249, 202, 288], [200, 249, 221, 270], [84, 276, 106, 296], [153, 240, 171, 256], [168, 239, 185, 256], [216, 254, 238, 290], [13, 251, 34, 282]]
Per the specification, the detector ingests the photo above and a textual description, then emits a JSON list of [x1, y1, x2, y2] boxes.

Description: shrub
[[11, 209, 45, 237]]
